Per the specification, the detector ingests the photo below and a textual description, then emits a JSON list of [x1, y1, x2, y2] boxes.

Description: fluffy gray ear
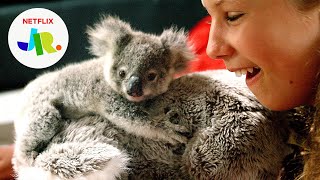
[[160, 27, 195, 72], [87, 15, 133, 57]]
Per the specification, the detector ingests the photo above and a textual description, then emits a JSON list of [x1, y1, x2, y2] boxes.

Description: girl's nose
[[206, 20, 233, 60]]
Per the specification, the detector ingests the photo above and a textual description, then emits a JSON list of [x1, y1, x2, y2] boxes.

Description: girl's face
[[203, 0, 320, 110]]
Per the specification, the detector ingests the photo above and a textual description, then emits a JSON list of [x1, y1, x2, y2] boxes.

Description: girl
[[202, 0, 320, 179]]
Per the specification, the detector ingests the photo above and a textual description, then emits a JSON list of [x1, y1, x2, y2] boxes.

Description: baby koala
[[13, 15, 194, 177], [88, 16, 193, 102]]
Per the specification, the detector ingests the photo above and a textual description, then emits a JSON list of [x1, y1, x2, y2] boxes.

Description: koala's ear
[[86, 15, 133, 57], [160, 27, 195, 72]]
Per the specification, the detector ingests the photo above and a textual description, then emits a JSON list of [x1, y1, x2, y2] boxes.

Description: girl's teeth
[[247, 68, 253, 73], [234, 67, 256, 77], [235, 71, 242, 77]]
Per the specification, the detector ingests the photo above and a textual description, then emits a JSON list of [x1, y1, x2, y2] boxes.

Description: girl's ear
[[160, 27, 195, 72], [86, 15, 133, 57]]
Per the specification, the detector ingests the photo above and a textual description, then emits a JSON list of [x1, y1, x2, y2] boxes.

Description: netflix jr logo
[[8, 8, 69, 69], [17, 27, 62, 56]]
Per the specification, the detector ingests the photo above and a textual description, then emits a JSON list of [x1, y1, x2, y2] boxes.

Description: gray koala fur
[[13, 16, 293, 180]]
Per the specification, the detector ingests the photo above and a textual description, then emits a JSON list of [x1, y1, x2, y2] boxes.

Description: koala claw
[[164, 121, 189, 133], [166, 133, 188, 145]]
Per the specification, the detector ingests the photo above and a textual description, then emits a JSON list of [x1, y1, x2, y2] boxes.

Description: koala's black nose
[[127, 76, 143, 97]]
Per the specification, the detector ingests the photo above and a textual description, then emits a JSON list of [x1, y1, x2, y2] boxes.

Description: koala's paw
[[160, 108, 191, 144], [162, 121, 189, 143], [165, 130, 188, 145]]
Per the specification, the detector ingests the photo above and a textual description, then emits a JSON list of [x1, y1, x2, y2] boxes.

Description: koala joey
[[88, 16, 193, 102], [13, 15, 194, 174]]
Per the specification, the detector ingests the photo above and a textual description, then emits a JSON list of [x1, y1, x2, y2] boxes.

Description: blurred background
[[1, 0, 207, 91], [0, 0, 207, 144]]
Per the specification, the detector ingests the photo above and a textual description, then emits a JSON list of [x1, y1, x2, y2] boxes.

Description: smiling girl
[[202, 0, 320, 179]]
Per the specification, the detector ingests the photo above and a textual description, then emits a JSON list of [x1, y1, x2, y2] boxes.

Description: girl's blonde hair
[[291, 0, 320, 10], [298, 1, 320, 178], [288, 1, 320, 179]]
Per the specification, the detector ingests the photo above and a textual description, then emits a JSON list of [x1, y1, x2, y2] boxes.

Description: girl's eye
[[226, 13, 244, 22]]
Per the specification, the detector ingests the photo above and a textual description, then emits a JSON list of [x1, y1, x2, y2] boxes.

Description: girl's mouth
[[234, 67, 261, 79], [245, 67, 262, 87], [246, 67, 261, 80], [234, 67, 262, 86]]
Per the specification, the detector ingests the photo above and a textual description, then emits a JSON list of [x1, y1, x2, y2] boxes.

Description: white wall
[[0, 89, 22, 145]]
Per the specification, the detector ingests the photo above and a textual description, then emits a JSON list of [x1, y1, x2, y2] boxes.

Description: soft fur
[[13, 16, 296, 179], [14, 68, 295, 179]]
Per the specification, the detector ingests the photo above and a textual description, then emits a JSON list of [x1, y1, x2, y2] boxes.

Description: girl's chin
[[254, 93, 303, 111]]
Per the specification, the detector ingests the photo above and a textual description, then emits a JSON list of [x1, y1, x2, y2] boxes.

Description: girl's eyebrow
[[215, 0, 224, 6]]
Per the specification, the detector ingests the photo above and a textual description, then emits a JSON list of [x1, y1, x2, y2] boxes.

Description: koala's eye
[[118, 70, 126, 79], [147, 72, 157, 81]]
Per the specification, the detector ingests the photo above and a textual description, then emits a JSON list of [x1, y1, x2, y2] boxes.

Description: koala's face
[[87, 16, 194, 102], [105, 36, 175, 102]]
